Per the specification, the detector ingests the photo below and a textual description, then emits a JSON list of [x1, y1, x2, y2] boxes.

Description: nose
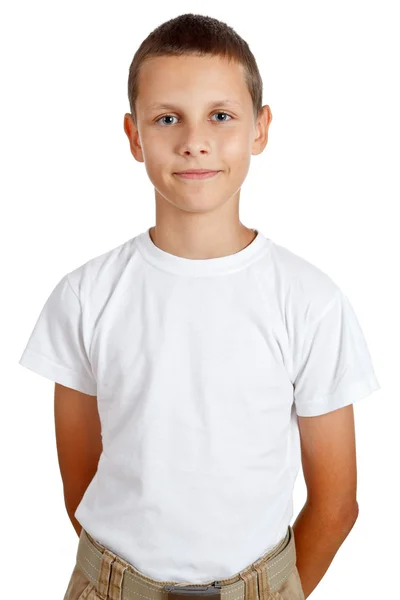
[[176, 121, 215, 156]]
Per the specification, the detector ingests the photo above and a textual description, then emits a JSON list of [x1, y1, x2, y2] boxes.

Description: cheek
[[142, 141, 168, 172], [219, 130, 252, 158], [140, 129, 167, 153], [222, 135, 252, 178]]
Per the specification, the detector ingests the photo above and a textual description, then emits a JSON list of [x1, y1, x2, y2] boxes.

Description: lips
[[174, 170, 221, 180], [175, 169, 220, 174]]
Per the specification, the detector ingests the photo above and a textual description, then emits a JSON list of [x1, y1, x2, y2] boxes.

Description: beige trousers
[[64, 526, 305, 600]]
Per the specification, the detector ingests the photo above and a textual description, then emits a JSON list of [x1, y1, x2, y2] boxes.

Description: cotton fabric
[[19, 227, 380, 583]]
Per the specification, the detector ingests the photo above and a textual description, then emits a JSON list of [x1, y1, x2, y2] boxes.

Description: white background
[[4, 1, 398, 598]]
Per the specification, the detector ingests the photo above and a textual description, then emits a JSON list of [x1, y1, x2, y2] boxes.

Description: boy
[[19, 13, 380, 600]]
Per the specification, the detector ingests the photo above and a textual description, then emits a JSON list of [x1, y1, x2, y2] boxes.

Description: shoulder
[[269, 239, 343, 325], [65, 234, 138, 299]]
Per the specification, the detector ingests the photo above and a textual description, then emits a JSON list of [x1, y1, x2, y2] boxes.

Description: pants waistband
[[75, 525, 296, 600]]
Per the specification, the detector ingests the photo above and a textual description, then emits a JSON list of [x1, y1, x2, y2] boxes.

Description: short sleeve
[[18, 273, 97, 396], [293, 290, 380, 416]]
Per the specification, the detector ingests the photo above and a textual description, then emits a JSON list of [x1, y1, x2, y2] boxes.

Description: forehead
[[136, 54, 249, 112]]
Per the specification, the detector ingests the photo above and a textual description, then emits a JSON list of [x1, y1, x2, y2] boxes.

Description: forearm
[[292, 501, 359, 598]]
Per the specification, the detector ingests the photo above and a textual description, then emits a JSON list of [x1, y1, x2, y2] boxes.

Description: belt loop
[[97, 549, 117, 599], [239, 568, 259, 600], [253, 562, 272, 600], [108, 558, 128, 600], [254, 526, 293, 600]]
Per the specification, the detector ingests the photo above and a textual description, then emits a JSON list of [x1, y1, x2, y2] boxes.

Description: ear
[[123, 113, 144, 163], [251, 105, 273, 156]]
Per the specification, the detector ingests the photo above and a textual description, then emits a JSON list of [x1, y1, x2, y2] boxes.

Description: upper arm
[[297, 404, 359, 521], [54, 383, 102, 511]]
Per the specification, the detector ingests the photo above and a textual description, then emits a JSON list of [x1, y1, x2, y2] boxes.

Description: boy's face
[[124, 54, 272, 213]]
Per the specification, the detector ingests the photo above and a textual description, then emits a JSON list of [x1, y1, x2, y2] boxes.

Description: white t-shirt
[[19, 227, 380, 583]]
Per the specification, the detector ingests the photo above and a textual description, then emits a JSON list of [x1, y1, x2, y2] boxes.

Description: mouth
[[173, 170, 221, 180]]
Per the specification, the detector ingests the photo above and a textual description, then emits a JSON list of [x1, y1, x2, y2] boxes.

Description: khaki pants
[[64, 525, 305, 600]]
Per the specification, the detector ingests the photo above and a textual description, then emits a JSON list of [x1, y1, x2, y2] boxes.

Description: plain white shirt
[[19, 227, 380, 583]]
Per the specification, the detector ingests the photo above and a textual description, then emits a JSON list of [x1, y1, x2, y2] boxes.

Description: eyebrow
[[145, 99, 242, 112]]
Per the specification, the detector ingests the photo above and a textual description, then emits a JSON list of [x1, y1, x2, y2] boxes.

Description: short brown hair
[[127, 13, 264, 126]]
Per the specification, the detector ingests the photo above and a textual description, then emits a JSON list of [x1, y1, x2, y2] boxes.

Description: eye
[[155, 112, 233, 126], [211, 112, 233, 123]]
